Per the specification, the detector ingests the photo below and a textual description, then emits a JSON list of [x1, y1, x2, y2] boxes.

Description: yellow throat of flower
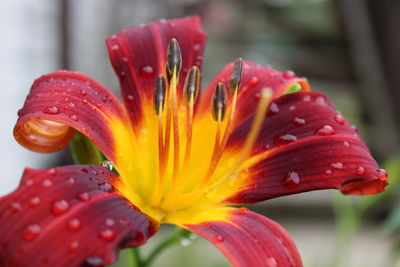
[[112, 40, 272, 224]]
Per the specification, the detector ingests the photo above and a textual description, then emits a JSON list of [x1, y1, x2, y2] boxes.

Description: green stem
[[127, 247, 144, 267]]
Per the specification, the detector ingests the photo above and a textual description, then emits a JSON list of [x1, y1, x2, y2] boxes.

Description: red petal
[[106, 16, 207, 127], [14, 71, 129, 162], [225, 91, 387, 203], [0, 166, 158, 267], [185, 209, 302, 267], [198, 61, 310, 126]]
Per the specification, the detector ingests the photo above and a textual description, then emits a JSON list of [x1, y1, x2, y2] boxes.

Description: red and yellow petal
[[183, 208, 302, 267], [198, 61, 310, 127], [222, 91, 387, 203], [0, 165, 158, 267], [106, 16, 207, 128], [14, 70, 131, 163]]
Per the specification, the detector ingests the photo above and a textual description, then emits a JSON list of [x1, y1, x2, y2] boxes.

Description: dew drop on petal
[[43, 107, 60, 114], [267, 257, 278, 267], [69, 114, 78, 121], [77, 192, 91, 202], [315, 96, 326, 106], [10, 202, 22, 212], [126, 94, 134, 102], [377, 169, 388, 181], [283, 71, 295, 79], [68, 103, 75, 109], [83, 257, 104, 267], [325, 169, 332, 175], [303, 95, 311, 102], [48, 168, 56, 175], [98, 228, 116, 242], [293, 117, 306, 126], [67, 177, 75, 184], [68, 218, 81, 232], [52, 199, 70, 215], [356, 166, 366, 176], [69, 240, 80, 252], [268, 102, 279, 115], [316, 125, 336, 136], [281, 171, 300, 188], [105, 218, 115, 226], [140, 66, 154, 79], [80, 168, 89, 173], [101, 160, 113, 171], [343, 141, 350, 148], [23, 224, 41, 241], [275, 134, 297, 146], [212, 234, 224, 243], [335, 114, 345, 125], [29, 196, 40, 207], [331, 162, 343, 169], [249, 76, 259, 88], [98, 182, 114, 192], [83, 99, 88, 104], [80, 89, 87, 96], [42, 179, 53, 187]]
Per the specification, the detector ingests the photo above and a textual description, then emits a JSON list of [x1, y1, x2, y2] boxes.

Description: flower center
[[118, 39, 272, 223]]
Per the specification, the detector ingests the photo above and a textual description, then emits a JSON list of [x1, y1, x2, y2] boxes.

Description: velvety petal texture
[[0, 166, 157, 267], [14, 71, 130, 162], [185, 208, 302, 267], [225, 91, 387, 203], [106, 16, 207, 127]]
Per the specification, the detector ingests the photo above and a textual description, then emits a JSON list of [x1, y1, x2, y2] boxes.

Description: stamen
[[198, 83, 227, 187], [204, 88, 273, 193], [200, 58, 243, 187], [183, 66, 201, 167], [166, 38, 182, 84]]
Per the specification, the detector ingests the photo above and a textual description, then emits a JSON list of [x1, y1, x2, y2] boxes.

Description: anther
[[212, 83, 227, 122], [166, 38, 182, 83], [153, 75, 166, 115], [183, 66, 201, 104], [229, 57, 243, 95]]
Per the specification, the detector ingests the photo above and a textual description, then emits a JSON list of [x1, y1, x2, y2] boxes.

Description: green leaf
[[69, 131, 103, 165]]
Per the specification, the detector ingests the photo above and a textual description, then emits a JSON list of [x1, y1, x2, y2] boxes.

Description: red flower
[[0, 16, 388, 267]]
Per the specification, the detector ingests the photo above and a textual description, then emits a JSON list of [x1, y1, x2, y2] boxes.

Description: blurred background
[[1, 0, 399, 266]]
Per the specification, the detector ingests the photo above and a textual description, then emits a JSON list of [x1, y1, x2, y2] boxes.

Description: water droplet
[[275, 134, 297, 146], [335, 114, 345, 125], [98, 182, 114, 192], [67, 177, 75, 184], [283, 71, 295, 79], [101, 96, 108, 103], [253, 93, 261, 100], [64, 97, 69, 102], [351, 125, 358, 133], [52, 199, 70, 215], [268, 102, 279, 115], [193, 44, 201, 50], [331, 162, 343, 169], [101, 160, 113, 171], [69, 114, 78, 121], [267, 257, 278, 267], [69, 240, 80, 251], [377, 169, 388, 181], [356, 166, 366, 176], [316, 125, 336, 136], [122, 56, 129, 63], [289, 105, 296, 111], [303, 95, 311, 102], [315, 96, 325, 106], [105, 218, 115, 226], [80, 89, 87, 96], [111, 44, 119, 51], [212, 234, 224, 243], [126, 94, 134, 102], [119, 218, 129, 225], [10, 202, 22, 212], [42, 179, 53, 187], [249, 76, 259, 88], [23, 224, 41, 241], [293, 117, 306, 126], [77, 192, 91, 202], [43, 106, 60, 114], [81, 168, 89, 173], [68, 218, 80, 232], [25, 179, 34, 186], [29, 196, 40, 207], [98, 228, 116, 242], [83, 99, 88, 104], [237, 207, 249, 214], [84, 257, 104, 267], [281, 171, 300, 188], [180, 238, 192, 247], [343, 141, 350, 148], [140, 66, 155, 78], [325, 169, 332, 175]]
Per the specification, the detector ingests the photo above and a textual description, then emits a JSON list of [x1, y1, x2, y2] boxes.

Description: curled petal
[[184, 208, 302, 267], [106, 16, 207, 127], [224, 92, 387, 203], [0, 166, 158, 267], [14, 71, 130, 162]]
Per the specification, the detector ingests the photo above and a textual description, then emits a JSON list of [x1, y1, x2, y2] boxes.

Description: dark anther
[[229, 57, 243, 95], [154, 75, 166, 114], [183, 66, 201, 104], [166, 38, 182, 83], [212, 82, 227, 121]]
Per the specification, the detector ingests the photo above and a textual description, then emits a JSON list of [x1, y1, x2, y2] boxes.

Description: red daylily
[[0, 16, 388, 267]]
